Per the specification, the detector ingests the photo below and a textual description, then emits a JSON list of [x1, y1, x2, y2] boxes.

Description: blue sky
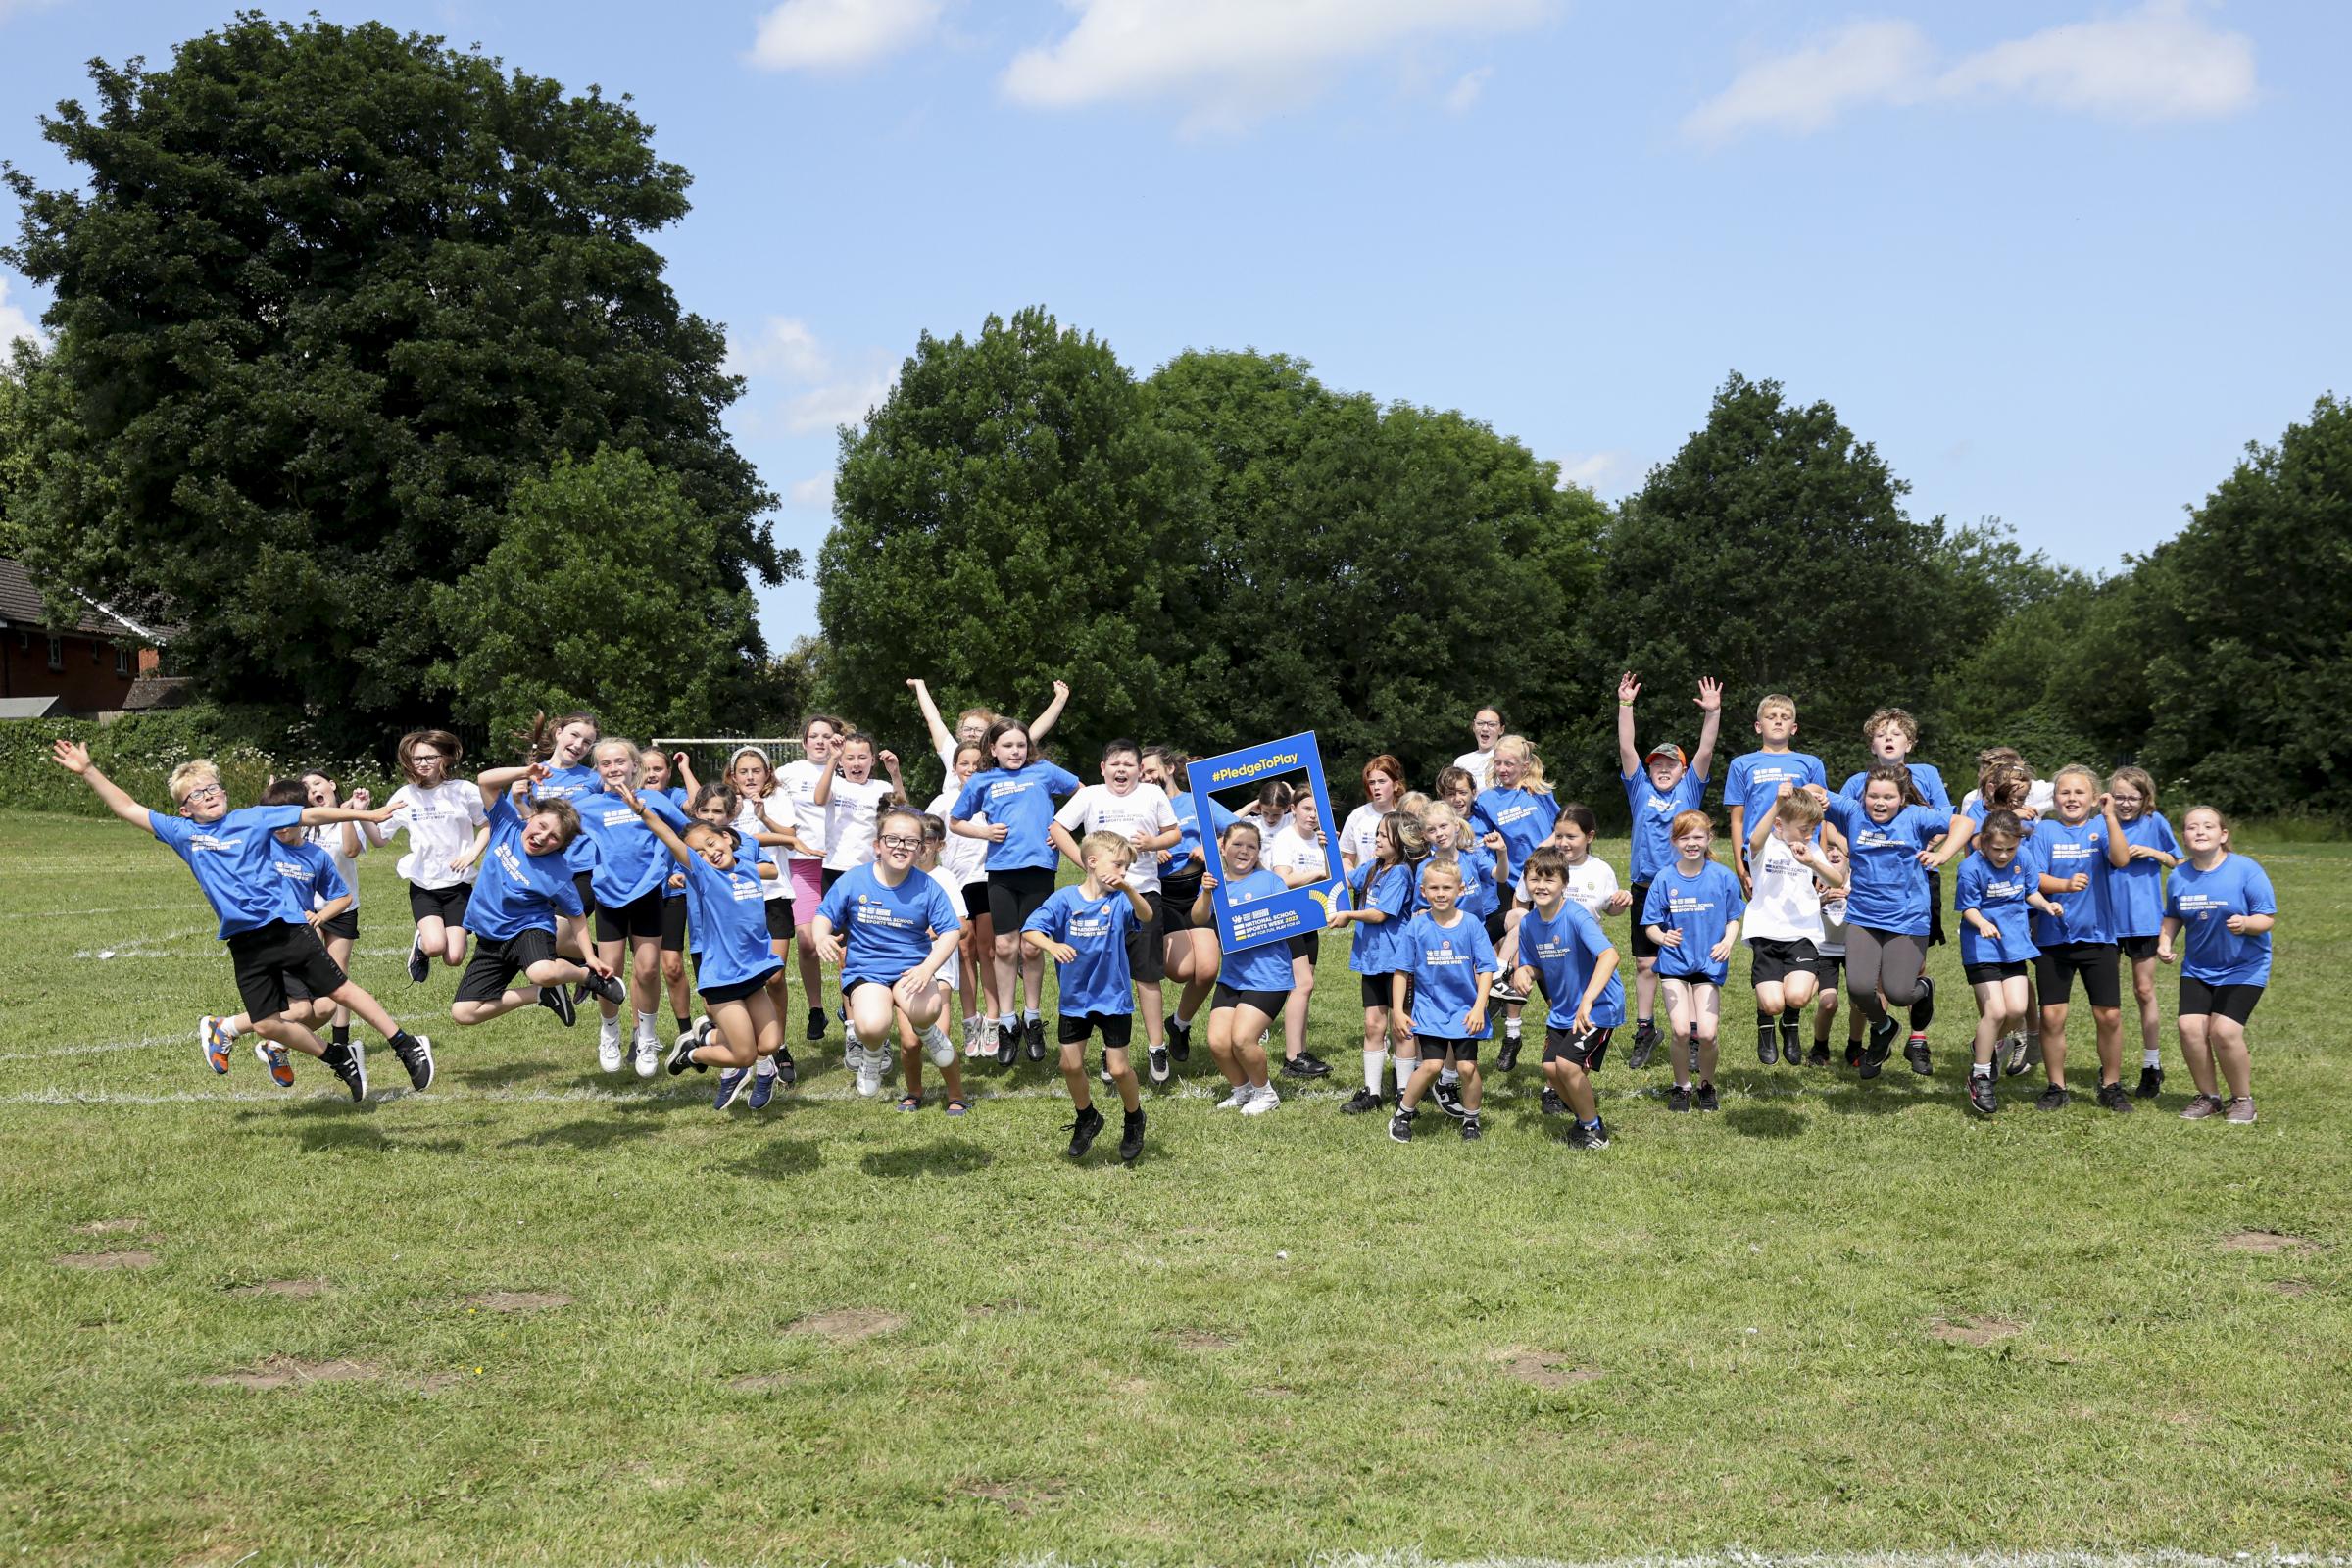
[[4, 0, 2345, 650]]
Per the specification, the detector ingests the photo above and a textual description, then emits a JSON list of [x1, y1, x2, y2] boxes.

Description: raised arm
[[300, 800, 404, 827], [476, 763, 540, 811], [1691, 677, 1723, 779], [1745, 793, 1781, 864], [673, 753, 699, 796], [1028, 679, 1071, 746], [50, 740, 156, 831], [617, 782, 694, 866], [906, 677, 956, 758], [2100, 796, 2132, 870], [1615, 672, 1642, 777]]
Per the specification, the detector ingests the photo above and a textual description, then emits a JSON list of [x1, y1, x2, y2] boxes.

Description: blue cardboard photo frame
[[1189, 730, 1343, 955]]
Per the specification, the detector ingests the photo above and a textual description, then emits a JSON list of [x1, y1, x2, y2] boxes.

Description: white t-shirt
[[1054, 782, 1180, 894], [1819, 889, 1849, 957], [1263, 822, 1329, 888], [1960, 780, 2057, 818], [927, 788, 989, 885], [775, 760, 826, 860], [1453, 748, 1496, 790], [1744, 833, 1826, 944], [388, 780, 487, 890], [305, 820, 368, 911], [1339, 803, 1385, 871], [925, 866, 963, 990], [731, 795, 791, 903], [1559, 856, 1621, 920], [821, 777, 898, 871]]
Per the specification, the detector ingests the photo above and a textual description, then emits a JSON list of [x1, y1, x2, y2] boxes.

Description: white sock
[[754, 1055, 777, 1077], [2143, 1048, 2162, 1068], [1363, 1050, 1386, 1094], [1173, 1010, 1193, 1030], [1504, 1018, 1521, 1040], [1395, 1058, 1420, 1095], [1440, 1066, 1459, 1086], [1000, 1014, 1019, 1030], [1024, 1008, 1041, 1024]]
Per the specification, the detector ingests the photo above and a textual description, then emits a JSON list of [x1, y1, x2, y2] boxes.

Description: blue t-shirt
[[151, 805, 310, 938], [576, 789, 690, 907], [532, 764, 603, 872], [466, 794, 587, 942], [1953, 851, 2038, 966], [1024, 885, 1138, 1016], [1641, 860, 1746, 985], [1621, 768, 1710, 885], [2108, 811, 2180, 939], [2027, 816, 2114, 947], [1214, 867, 1297, 993], [2165, 855, 2276, 987], [1434, 844, 1502, 918], [1517, 899, 1626, 1029], [1839, 760, 1952, 814], [1823, 795, 1949, 937], [953, 761, 1083, 872], [1169, 791, 1239, 872], [1397, 911, 1498, 1039], [274, 837, 351, 912], [677, 853, 778, 992], [816, 862, 962, 988], [1723, 750, 1827, 837], [1344, 860, 1417, 976], [1468, 788, 1558, 882]]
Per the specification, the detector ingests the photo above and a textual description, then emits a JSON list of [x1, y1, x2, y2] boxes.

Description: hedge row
[[0, 707, 399, 817]]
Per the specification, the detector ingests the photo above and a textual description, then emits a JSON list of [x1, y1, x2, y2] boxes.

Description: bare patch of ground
[[1928, 1314, 2024, 1347], [54, 1250, 156, 1270], [787, 1306, 906, 1342], [467, 1290, 572, 1312]]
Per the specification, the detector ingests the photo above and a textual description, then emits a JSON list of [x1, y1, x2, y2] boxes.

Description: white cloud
[[1556, 451, 1629, 492], [725, 316, 897, 436], [1443, 67, 1494, 115], [725, 316, 831, 381], [1000, 0, 1550, 133], [0, 278, 45, 354], [1684, 1, 2256, 145], [750, 0, 942, 72], [782, 369, 893, 435], [789, 472, 837, 509], [0, 0, 68, 24]]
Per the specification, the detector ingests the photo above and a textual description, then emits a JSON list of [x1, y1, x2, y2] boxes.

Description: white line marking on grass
[[0, 1080, 1097, 1109], [0, 1033, 187, 1064], [0, 903, 189, 920]]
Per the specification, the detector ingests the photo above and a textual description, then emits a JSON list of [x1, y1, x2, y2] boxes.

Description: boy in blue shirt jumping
[[1025, 831, 1156, 1163], [1615, 670, 1722, 1066], [1388, 855, 1499, 1144]]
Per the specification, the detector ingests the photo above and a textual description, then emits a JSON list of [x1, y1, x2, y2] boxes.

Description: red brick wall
[[0, 629, 141, 710]]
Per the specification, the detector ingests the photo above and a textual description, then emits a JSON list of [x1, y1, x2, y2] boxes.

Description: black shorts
[[2179, 976, 2263, 1024], [960, 881, 990, 921], [988, 866, 1058, 932], [763, 899, 795, 941], [2117, 934, 2160, 961], [1483, 909, 1508, 946], [1747, 936, 1820, 985], [1964, 960, 2030, 985], [228, 922, 346, 1021], [571, 869, 597, 917], [820, 865, 847, 895], [595, 888, 665, 944], [408, 882, 471, 924], [1816, 953, 1844, 988], [661, 894, 689, 953], [1417, 1032, 1478, 1063], [1628, 884, 1658, 957], [1925, 867, 1946, 948], [1128, 897, 1166, 983], [1213, 982, 1289, 1016], [702, 967, 780, 1006], [1160, 866, 1202, 931], [1544, 1023, 1612, 1069], [1360, 972, 1412, 1011], [315, 907, 360, 942], [1057, 1010, 1135, 1048], [456, 929, 560, 1005], [2034, 941, 2121, 1010], [1287, 932, 1320, 968]]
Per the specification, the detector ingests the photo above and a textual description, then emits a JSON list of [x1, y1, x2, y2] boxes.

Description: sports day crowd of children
[[50, 670, 2280, 1163]]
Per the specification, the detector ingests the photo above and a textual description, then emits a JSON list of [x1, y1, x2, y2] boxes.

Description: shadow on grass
[[728, 1138, 823, 1180], [502, 1116, 665, 1152], [463, 1058, 560, 1088], [1723, 1103, 1804, 1139], [859, 1139, 993, 1179]]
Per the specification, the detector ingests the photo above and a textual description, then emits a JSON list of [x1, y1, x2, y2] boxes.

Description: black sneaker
[[538, 985, 576, 1028], [995, 1024, 1017, 1068], [1166, 1018, 1192, 1061], [1808, 1041, 1831, 1067], [1431, 1081, 1469, 1120], [1909, 974, 1936, 1032], [1460, 1112, 1483, 1142], [774, 1047, 798, 1087], [321, 1040, 368, 1102], [2095, 1080, 2135, 1115], [1967, 1072, 1998, 1115], [390, 1033, 435, 1093], [1280, 1054, 1331, 1079], [1118, 1108, 1146, 1164], [1861, 1017, 1897, 1079], [2134, 1065, 2164, 1099], [1341, 1088, 1385, 1114], [1388, 1105, 1416, 1143], [1757, 1036, 1779, 1065], [1694, 1081, 1719, 1112], [665, 1029, 699, 1076], [1779, 1023, 1803, 1063], [1627, 1021, 1659, 1070], [1844, 1038, 1862, 1068], [1064, 1104, 1105, 1157], [1540, 1086, 1565, 1116], [1904, 1035, 1933, 1077], [1668, 1084, 1692, 1113], [804, 1005, 825, 1042], [1567, 1119, 1610, 1150], [584, 970, 627, 1007], [406, 935, 430, 985], [1495, 1036, 1521, 1073], [2034, 1084, 2072, 1111], [1024, 1016, 1047, 1062]]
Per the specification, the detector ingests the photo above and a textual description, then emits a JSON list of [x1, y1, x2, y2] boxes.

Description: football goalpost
[[652, 736, 807, 778]]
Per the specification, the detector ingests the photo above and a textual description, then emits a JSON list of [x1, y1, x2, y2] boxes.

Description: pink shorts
[[789, 858, 823, 907]]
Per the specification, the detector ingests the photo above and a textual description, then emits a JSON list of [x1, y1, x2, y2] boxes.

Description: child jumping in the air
[[1387, 854, 1499, 1143], [1723, 694, 1826, 899], [1741, 787, 1845, 1067], [51, 742, 434, 1101], [1953, 809, 2060, 1116], [1642, 810, 1744, 1112], [1513, 846, 1626, 1150], [1052, 739, 1183, 1081], [1615, 672, 1722, 1066], [1026, 832, 1156, 1163], [449, 763, 630, 1042], [1817, 767, 1970, 1081], [952, 720, 1084, 1064], [1838, 709, 1957, 1058], [386, 728, 489, 984], [809, 806, 965, 1103], [202, 778, 356, 1082]]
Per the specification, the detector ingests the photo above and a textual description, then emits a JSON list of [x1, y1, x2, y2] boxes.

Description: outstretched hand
[[1695, 676, 1722, 712], [50, 738, 92, 775], [1617, 671, 1641, 706]]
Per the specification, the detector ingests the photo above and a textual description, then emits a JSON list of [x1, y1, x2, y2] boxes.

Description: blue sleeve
[[1568, 901, 1614, 956], [1468, 919, 1497, 973], [1469, 795, 1496, 835], [314, 854, 351, 903], [1721, 865, 1746, 921], [488, 793, 519, 834], [1838, 773, 1866, 800], [2155, 814, 2180, 857], [645, 791, 690, 830], [1047, 761, 1082, 797], [1824, 793, 1860, 834], [552, 875, 583, 918], [1642, 880, 1670, 924], [2164, 875, 2181, 920], [1377, 866, 1410, 918], [1022, 891, 1063, 937], [951, 776, 985, 819], [1724, 756, 1750, 802], [252, 805, 305, 833], [2243, 860, 2277, 916], [1210, 799, 1238, 833], [1954, 859, 1984, 912], [149, 813, 194, 852], [1804, 755, 1828, 788], [817, 874, 854, 929]]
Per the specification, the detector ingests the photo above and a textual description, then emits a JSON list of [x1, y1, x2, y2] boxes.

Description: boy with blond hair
[[1025, 830, 1156, 1163], [1723, 693, 1826, 897]]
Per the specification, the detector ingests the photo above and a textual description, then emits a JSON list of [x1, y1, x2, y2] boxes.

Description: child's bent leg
[[1102, 1044, 1142, 1112], [628, 933, 662, 1019], [593, 937, 626, 1021], [1205, 1007, 1245, 1088], [1970, 981, 2005, 1066], [2132, 956, 2161, 1059], [1058, 1035, 1092, 1109], [1232, 1004, 1273, 1088], [253, 1013, 328, 1059], [1549, 1058, 1598, 1121], [699, 1000, 761, 1068], [2177, 1012, 2218, 1096]]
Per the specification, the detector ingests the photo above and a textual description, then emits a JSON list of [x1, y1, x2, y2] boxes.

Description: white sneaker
[[1214, 1086, 1249, 1109], [855, 1047, 884, 1098], [1240, 1083, 1281, 1116], [633, 1032, 659, 1078], [925, 1027, 956, 1069], [597, 1017, 624, 1073]]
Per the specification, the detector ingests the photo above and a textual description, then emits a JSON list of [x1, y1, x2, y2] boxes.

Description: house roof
[[0, 556, 155, 641], [0, 695, 65, 718]]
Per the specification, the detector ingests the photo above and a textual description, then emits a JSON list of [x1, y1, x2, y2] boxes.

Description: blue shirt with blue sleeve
[[1517, 899, 1626, 1029], [464, 793, 586, 942], [1213, 868, 1297, 993], [2109, 811, 2180, 939], [1621, 768, 1709, 885], [1823, 794, 1949, 937], [1398, 910, 1497, 1039], [1954, 850, 2038, 965], [953, 760, 1083, 872], [2027, 815, 2115, 947], [817, 863, 963, 988], [151, 805, 312, 938], [1724, 750, 1826, 841], [677, 852, 780, 992], [1641, 860, 1746, 984], [2164, 854, 2276, 987], [1024, 886, 1139, 1016]]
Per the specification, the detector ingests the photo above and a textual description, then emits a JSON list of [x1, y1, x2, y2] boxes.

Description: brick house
[[0, 555, 170, 716]]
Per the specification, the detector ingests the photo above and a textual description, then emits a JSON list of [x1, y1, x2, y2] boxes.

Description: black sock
[[331, 1024, 351, 1046], [1756, 1008, 1775, 1046], [676, 1013, 693, 1037], [387, 1028, 414, 1051]]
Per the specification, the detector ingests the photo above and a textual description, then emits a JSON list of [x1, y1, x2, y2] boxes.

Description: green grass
[[1, 810, 2347, 1565]]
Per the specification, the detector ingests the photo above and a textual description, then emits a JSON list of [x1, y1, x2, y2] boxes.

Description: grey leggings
[[1846, 926, 1927, 1021]]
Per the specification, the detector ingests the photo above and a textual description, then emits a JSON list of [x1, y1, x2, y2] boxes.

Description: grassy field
[[1, 808, 2346, 1565]]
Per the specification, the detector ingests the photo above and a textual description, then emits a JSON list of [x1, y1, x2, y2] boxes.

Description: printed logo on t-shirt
[[1667, 893, 1716, 917], [2175, 893, 2227, 921]]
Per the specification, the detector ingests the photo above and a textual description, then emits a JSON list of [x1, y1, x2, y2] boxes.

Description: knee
[[662, 954, 684, 981], [2134, 976, 2157, 1004], [1754, 985, 1783, 1013]]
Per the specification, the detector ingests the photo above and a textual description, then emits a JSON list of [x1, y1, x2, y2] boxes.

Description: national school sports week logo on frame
[[1189, 730, 1344, 956]]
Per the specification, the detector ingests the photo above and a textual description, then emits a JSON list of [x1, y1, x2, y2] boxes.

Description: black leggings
[[1846, 926, 1927, 1022]]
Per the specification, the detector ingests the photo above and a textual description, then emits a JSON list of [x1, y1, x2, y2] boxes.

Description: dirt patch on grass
[[963, 1298, 1032, 1319], [228, 1278, 329, 1298], [724, 1372, 805, 1392], [1493, 1348, 1602, 1389], [413, 1373, 465, 1394], [199, 1356, 379, 1390], [2222, 1229, 2317, 1255], [955, 1478, 1066, 1516], [467, 1290, 572, 1312], [1175, 1329, 1235, 1349], [1928, 1314, 2024, 1347], [787, 1307, 906, 1343], [54, 1250, 156, 1270], [70, 1217, 146, 1236], [1249, 1384, 1298, 1398], [2270, 1278, 2313, 1297]]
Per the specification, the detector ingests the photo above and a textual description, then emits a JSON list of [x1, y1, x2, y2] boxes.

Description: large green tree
[[3, 13, 784, 744], [819, 307, 1204, 786]]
